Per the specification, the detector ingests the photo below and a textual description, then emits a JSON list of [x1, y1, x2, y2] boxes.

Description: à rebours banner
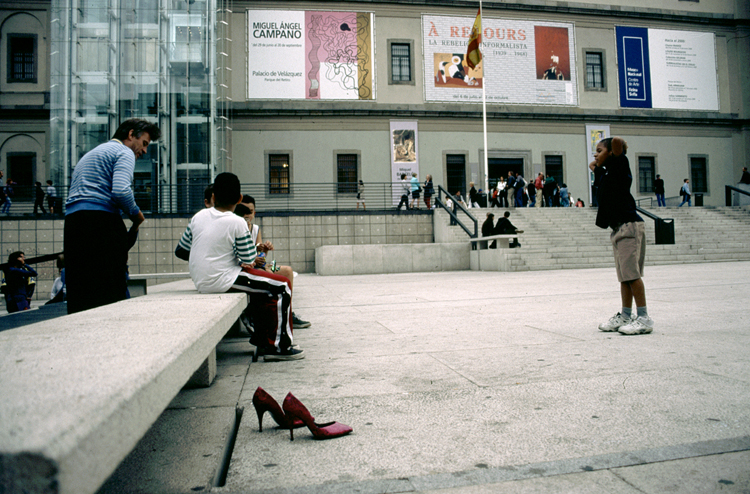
[[422, 14, 578, 106], [247, 10, 374, 100]]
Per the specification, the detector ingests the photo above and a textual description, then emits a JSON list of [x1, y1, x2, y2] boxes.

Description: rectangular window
[[391, 43, 411, 82], [337, 154, 358, 194], [269, 154, 290, 195], [8, 35, 36, 83], [638, 156, 655, 193], [690, 156, 708, 193], [545, 155, 564, 185], [585, 52, 604, 89]]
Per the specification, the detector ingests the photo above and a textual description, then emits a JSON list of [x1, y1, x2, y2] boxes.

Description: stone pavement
[[102, 261, 750, 493]]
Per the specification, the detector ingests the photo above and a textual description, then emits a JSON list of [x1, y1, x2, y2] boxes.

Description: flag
[[466, 9, 482, 70]]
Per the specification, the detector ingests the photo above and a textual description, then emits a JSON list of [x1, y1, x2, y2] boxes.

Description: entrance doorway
[[7, 152, 35, 201], [488, 158, 523, 189], [446, 154, 466, 198]]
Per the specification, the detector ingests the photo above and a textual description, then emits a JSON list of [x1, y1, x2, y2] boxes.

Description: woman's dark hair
[[242, 195, 255, 206], [234, 203, 251, 217], [8, 251, 24, 266], [112, 118, 161, 142]]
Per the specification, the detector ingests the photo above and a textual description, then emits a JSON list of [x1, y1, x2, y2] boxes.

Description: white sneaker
[[618, 316, 654, 335], [598, 312, 631, 332]]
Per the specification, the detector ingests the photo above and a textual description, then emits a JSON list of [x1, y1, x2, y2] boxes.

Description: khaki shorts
[[611, 221, 646, 282]]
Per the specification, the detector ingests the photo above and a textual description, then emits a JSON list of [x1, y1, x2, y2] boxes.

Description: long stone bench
[[0, 279, 246, 494], [315, 243, 470, 275]]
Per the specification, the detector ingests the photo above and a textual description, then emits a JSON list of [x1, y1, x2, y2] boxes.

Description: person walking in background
[[559, 183, 570, 207], [1, 179, 15, 214], [534, 173, 544, 207], [64, 118, 160, 314], [654, 174, 665, 207], [454, 190, 467, 208], [498, 177, 508, 207], [423, 175, 434, 209], [740, 167, 750, 185], [410, 172, 421, 209], [527, 180, 536, 207], [678, 178, 691, 207], [356, 180, 365, 210], [514, 173, 527, 207], [397, 174, 410, 211], [34, 182, 47, 215], [506, 171, 516, 207], [46, 180, 57, 214], [468, 182, 480, 208], [590, 136, 653, 335]]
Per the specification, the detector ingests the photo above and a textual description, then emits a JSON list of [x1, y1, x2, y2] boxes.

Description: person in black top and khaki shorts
[[590, 136, 654, 335]]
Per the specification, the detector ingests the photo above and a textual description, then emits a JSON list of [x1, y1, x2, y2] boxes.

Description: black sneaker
[[263, 347, 305, 362], [292, 312, 311, 328]]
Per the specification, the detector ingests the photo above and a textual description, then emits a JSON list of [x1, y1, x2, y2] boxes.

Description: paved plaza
[[103, 261, 750, 493]]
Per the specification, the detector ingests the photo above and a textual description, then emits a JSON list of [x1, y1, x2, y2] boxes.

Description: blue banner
[[616, 26, 652, 108]]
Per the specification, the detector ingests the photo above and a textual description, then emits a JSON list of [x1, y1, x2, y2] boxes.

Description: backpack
[[679, 187, 685, 196]]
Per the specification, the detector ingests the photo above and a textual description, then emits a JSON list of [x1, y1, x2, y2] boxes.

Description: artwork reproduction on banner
[[390, 121, 419, 206], [585, 124, 610, 205], [616, 26, 719, 111], [247, 10, 374, 100], [423, 15, 577, 106]]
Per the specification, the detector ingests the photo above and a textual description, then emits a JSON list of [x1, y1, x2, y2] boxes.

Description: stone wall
[[0, 212, 433, 300]]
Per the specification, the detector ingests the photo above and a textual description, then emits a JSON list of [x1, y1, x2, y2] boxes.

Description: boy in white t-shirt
[[176, 173, 303, 361]]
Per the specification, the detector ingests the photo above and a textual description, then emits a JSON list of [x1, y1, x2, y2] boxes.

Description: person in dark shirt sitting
[[493, 211, 522, 248], [590, 136, 653, 336], [3, 251, 37, 313], [740, 167, 750, 185]]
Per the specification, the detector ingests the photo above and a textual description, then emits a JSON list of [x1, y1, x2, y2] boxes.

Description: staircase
[[435, 206, 750, 272]]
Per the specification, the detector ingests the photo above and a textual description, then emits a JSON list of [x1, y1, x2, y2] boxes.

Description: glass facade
[[50, 0, 231, 213]]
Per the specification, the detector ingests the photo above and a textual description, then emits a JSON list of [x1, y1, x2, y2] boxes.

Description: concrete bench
[[0, 279, 246, 494], [469, 233, 522, 250], [469, 234, 523, 271]]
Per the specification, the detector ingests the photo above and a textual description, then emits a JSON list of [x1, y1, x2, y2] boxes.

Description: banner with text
[[390, 121, 419, 206], [422, 15, 578, 106], [616, 26, 718, 111], [247, 10, 374, 100]]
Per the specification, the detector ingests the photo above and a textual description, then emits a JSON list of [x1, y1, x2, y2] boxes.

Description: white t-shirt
[[183, 208, 253, 293]]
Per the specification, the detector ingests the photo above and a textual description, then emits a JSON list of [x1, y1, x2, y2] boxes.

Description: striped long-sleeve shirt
[[66, 140, 140, 217], [177, 207, 256, 293]]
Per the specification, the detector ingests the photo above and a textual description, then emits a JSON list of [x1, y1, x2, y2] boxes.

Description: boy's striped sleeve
[[233, 230, 257, 265], [177, 225, 193, 251]]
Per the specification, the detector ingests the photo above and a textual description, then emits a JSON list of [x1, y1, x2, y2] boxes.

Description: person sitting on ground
[[2, 251, 37, 313], [741, 167, 750, 185], [576, 198, 585, 207], [237, 195, 310, 328], [493, 211, 523, 248], [175, 172, 303, 361]]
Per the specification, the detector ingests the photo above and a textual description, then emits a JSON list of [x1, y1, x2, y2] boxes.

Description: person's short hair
[[656, 174, 660, 178], [412, 172, 417, 177], [401, 174, 406, 179], [234, 203, 251, 217], [242, 194, 255, 206], [203, 184, 214, 204], [46, 180, 53, 185], [504, 211, 510, 218], [7, 251, 24, 266], [213, 172, 241, 207], [486, 212, 494, 218], [562, 183, 567, 187], [112, 118, 162, 142], [35, 181, 41, 186], [684, 178, 689, 183], [598, 137, 628, 156]]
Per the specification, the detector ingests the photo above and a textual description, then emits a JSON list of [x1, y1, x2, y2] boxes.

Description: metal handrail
[[635, 206, 674, 245], [725, 185, 750, 206], [435, 186, 478, 238]]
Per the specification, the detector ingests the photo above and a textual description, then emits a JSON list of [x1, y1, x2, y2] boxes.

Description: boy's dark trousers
[[231, 267, 293, 352]]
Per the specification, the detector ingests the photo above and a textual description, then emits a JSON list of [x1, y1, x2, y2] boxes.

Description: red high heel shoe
[[252, 387, 306, 432], [282, 392, 353, 441]]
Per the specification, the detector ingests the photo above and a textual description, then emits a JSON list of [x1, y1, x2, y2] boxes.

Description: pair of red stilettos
[[252, 387, 353, 441]]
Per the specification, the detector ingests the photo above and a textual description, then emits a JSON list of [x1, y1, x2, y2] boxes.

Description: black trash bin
[[654, 218, 675, 245], [694, 193, 703, 206], [477, 192, 487, 208]]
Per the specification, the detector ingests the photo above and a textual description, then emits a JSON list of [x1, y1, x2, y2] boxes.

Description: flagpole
[[480, 0, 489, 199]]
